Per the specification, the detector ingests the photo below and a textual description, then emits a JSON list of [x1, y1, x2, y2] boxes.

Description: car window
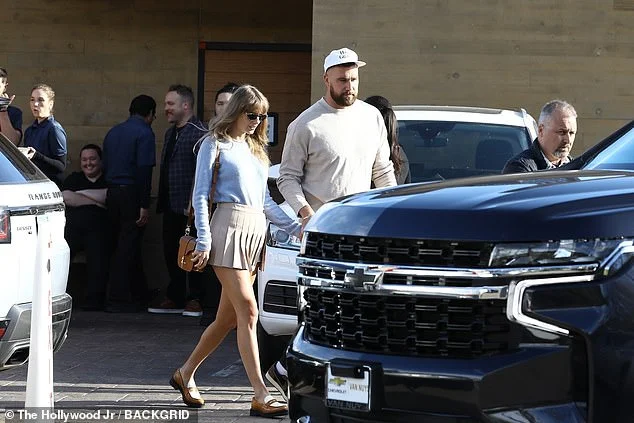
[[0, 135, 48, 183], [398, 121, 532, 182], [583, 126, 634, 171]]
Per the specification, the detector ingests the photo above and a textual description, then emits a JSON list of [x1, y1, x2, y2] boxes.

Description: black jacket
[[502, 139, 552, 174]]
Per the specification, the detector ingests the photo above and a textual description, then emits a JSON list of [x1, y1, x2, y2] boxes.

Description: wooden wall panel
[[203, 50, 312, 164], [313, 0, 634, 153]]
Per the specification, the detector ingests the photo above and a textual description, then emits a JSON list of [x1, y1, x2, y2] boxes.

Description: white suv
[[257, 105, 538, 368], [0, 134, 72, 370]]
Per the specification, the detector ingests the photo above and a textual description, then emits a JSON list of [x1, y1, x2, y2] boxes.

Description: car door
[[0, 134, 69, 318]]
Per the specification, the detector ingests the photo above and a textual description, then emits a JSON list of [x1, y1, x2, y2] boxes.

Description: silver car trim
[[7, 203, 65, 216], [299, 274, 508, 299], [506, 274, 595, 336], [602, 241, 634, 276], [297, 258, 597, 299], [297, 257, 598, 279]]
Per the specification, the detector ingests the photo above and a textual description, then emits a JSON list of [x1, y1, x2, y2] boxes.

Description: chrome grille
[[304, 233, 493, 267], [303, 287, 515, 358]]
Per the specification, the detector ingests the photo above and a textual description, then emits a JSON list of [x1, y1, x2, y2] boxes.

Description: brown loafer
[[169, 369, 204, 408], [250, 395, 288, 418]]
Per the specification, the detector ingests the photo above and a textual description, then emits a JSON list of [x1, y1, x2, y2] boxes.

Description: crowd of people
[[0, 46, 579, 417]]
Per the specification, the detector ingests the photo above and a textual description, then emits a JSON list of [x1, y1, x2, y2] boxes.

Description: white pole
[[25, 214, 54, 412]]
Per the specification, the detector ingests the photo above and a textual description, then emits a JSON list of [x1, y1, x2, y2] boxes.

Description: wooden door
[[202, 48, 312, 164]]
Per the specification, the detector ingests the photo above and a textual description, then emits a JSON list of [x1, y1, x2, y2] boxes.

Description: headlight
[[490, 239, 630, 270], [266, 223, 301, 250]]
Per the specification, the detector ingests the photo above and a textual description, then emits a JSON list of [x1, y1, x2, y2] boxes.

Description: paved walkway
[[0, 310, 291, 423]]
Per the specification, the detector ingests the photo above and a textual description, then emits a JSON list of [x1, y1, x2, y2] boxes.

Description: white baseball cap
[[323, 47, 367, 73]]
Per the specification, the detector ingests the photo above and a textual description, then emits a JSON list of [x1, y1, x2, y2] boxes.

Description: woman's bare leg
[[213, 266, 270, 402], [178, 279, 237, 385]]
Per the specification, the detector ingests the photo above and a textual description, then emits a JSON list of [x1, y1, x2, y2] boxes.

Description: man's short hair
[[0, 68, 7, 79], [215, 82, 240, 103], [80, 143, 102, 159], [129, 94, 156, 118], [168, 84, 195, 107], [538, 99, 577, 125]]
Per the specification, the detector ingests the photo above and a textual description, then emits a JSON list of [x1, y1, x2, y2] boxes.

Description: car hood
[[307, 170, 634, 242]]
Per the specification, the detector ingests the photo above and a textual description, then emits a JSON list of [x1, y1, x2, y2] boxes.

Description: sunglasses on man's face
[[246, 112, 267, 121]]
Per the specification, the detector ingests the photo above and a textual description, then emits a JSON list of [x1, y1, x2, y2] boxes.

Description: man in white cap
[[269, 47, 397, 399], [277, 47, 396, 229]]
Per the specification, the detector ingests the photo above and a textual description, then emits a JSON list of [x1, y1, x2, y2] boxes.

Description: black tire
[[257, 321, 291, 375]]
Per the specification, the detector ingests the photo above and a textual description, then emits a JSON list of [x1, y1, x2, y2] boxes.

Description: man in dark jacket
[[503, 99, 577, 174], [102, 94, 157, 312], [148, 85, 212, 317]]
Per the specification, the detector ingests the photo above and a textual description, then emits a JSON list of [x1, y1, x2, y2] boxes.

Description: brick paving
[[0, 310, 291, 423]]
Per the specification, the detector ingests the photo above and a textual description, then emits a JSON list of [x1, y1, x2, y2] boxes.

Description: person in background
[[0, 67, 22, 146], [170, 85, 298, 417], [199, 81, 240, 327], [271, 48, 397, 400], [62, 144, 110, 310], [149, 85, 209, 318], [102, 94, 157, 313], [502, 99, 577, 174], [213, 82, 240, 119], [23, 83, 67, 187], [365, 95, 411, 184]]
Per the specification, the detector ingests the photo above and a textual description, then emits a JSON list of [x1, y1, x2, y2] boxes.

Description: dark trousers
[[65, 222, 110, 307], [106, 185, 149, 306], [162, 210, 218, 307]]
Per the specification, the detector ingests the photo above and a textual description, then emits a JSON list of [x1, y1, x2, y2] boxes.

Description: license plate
[[325, 364, 371, 411]]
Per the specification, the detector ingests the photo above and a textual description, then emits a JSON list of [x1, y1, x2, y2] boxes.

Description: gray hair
[[538, 99, 577, 125]]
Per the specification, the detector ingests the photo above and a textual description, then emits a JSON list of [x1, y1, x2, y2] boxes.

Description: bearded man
[[278, 47, 396, 230], [148, 84, 209, 316], [503, 100, 578, 174], [270, 48, 397, 400]]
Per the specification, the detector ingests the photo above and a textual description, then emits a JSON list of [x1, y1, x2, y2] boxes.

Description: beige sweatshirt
[[277, 98, 397, 214]]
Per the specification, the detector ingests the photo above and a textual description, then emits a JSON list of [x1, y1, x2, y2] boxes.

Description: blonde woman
[[170, 85, 297, 418]]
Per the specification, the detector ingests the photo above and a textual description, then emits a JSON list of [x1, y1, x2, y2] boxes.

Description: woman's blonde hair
[[209, 84, 270, 165]]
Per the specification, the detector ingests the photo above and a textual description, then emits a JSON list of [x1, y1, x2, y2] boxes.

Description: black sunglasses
[[246, 112, 267, 121]]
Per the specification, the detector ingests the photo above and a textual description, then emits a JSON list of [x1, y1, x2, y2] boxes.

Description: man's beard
[[167, 110, 183, 124], [330, 86, 356, 107], [553, 144, 571, 158]]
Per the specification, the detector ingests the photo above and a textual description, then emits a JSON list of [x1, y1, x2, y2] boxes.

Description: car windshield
[[0, 134, 48, 183], [398, 121, 532, 182], [583, 126, 634, 171]]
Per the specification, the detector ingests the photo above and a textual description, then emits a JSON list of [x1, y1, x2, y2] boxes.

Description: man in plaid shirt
[[149, 84, 209, 317]]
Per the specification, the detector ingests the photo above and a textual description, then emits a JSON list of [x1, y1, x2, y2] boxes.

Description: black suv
[[287, 169, 634, 422]]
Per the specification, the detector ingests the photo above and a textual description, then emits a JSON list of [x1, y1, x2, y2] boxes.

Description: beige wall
[[312, 0, 634, 153]]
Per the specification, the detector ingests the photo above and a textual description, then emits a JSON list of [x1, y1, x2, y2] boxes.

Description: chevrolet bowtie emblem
[[344, 266, 387, 290], [330, 377, 346, 386]]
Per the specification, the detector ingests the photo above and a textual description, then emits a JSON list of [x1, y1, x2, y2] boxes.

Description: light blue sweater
[[193, 136, 300, 252]]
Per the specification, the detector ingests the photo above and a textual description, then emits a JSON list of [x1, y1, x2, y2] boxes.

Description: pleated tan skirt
[[208, 202, 267, 272]]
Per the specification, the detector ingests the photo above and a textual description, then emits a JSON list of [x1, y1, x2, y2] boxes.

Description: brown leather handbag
[[177, 144, 221, 272]]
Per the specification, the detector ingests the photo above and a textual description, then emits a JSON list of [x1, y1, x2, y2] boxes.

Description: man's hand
[[298, 205, 315, 238], [136, 208, 149, 227], [0, 95, 15, 112]]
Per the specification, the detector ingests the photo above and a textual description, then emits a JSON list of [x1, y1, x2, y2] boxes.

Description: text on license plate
[[325, 365, 370, 411]]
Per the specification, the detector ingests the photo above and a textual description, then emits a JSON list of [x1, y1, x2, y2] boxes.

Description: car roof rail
[[392, 105, 506, 114]]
